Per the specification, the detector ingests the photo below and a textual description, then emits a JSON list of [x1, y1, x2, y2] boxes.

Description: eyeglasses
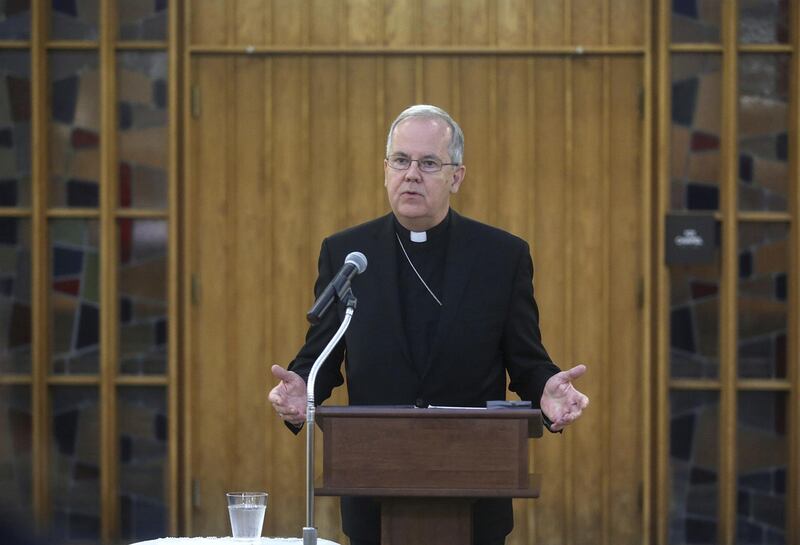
[[386, 154, 459, 173]]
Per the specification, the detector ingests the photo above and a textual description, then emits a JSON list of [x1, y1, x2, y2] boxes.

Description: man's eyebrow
[[390, 152, 440, 159]]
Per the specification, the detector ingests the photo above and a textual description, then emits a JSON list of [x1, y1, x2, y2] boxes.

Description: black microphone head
[[344, 251, 367, 274]]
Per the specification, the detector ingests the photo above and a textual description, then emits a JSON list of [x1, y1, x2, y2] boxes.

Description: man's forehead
[[390, 117, 452, 151]]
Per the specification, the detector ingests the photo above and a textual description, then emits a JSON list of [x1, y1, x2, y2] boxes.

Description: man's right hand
[[268, 365, 307, 426]]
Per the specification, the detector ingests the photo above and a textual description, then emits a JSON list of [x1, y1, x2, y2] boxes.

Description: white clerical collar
[[410, 230, 427, 243]]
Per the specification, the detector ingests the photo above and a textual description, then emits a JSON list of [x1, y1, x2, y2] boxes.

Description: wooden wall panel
[[607, 57, 644, 544], [190, 56, 233, 537], [235, 0, 269, 45], [457, 58, 494, 224], [346, 0, 380, 45], [497, 0, 531, 46], [460, 0, 491, 46], [384, 0, 415, 46], [572, 0, 604, 46], [230, 56, 270, 504], [188, 0, 647, 48], [571, 58, 606, 543], [529, 57, 569, 545], [345, 58, 383, 225], [185, 2, 648, 544], [383, 57, 416, 121], [496, 58, 531, 239], [268, 56, 310, 537], [532, 0, 567, 45], [421, 0, 454, 46], [610, 0, 645, 45], [310, 0, 340, 46], [421, 57, 455, 111], [271, 0, 305, 46]]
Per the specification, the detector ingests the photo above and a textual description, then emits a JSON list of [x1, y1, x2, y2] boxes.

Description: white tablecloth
[[131, 538, 340, 545]]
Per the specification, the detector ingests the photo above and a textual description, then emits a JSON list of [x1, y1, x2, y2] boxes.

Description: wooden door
[[184, 2, 648, 544]]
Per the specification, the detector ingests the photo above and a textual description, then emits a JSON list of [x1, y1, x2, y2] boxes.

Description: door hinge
[[191, 84, 201, 118], [192, 479, 201, 508], [638, 86, 645, 119], [637, 276, 645, 309], [191, 274, 201, 306]]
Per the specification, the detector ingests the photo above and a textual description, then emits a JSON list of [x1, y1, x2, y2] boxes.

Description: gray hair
[[385, 104, 464, 165]]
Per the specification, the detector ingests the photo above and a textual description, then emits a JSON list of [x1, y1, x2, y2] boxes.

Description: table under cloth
[[130, 537, 341, 545]]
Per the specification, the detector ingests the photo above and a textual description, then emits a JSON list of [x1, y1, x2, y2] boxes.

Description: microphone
[[306, 252, 367, 324]]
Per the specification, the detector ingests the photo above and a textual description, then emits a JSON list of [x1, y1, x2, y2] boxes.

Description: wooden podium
[[315, 406, 543, 545]]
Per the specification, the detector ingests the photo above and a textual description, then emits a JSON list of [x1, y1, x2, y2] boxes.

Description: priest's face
[[384, 117, 465, 231]]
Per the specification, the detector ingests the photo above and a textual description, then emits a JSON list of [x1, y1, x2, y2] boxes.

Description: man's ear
[[450, 165, 466, 193]]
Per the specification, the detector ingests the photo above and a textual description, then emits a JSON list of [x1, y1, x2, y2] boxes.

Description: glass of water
[[226, 492, 267, 541]]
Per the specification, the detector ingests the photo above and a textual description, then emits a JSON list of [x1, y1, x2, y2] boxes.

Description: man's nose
[[404, 160, 423, 181]]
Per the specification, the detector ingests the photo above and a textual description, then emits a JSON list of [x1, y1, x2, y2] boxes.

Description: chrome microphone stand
[[303, 292, 357, 545]]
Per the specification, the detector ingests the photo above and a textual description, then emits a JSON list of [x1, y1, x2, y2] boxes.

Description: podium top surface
[[316, 405, 542, 420]]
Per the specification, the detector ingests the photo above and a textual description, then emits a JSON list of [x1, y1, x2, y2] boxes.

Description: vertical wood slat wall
[[184, 1, 647, 545], [0, 1, 181, 541]]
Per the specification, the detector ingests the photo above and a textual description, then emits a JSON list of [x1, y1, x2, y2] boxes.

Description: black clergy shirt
[[393, 211, 450, 377]]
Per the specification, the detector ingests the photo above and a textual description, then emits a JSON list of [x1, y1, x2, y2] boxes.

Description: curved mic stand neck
[[303, 298, 356, 545]]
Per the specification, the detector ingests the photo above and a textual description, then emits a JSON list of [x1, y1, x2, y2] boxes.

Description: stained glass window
[[670, 261, 720, 379], [50, 0, 99, 40], [0, 218, 30, 373], [738, 55, 790, 212], [0, 385, 32, 512], [739, 0, 790, 44], [671, 54, 722, 212], [0, 51, 31, 208], [0, 0, 30, 39], [118, 0, 168, 41], [669, 390, 719, 544], [737, 223, 788, 379], [118, 387, 168, 540], [50, 386, 100, 542], [50, 219, 100, 375], [672, 0, 721, 43], [736, 391, 787, 544], [118, 52, 168, 209], [119, 219, 167, 375], [49, 52, 100, 209]]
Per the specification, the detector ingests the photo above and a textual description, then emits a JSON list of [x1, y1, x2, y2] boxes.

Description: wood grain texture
[[186, 2, 648, 544]]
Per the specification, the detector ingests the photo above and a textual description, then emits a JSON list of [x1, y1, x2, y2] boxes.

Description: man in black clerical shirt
[[269, 105, 589, 545]]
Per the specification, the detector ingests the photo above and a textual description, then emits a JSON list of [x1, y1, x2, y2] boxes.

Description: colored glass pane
[[0, 218, 31, 373], [739, 0, 790, 44], [118, 387, 168, 540], [118, 0, 168, 41], [50, 219, 99, 375], [117, 52, 168, 209], [737, 223, 788, 379], [738, 55, 790, 212], [50, 0, 98, 40], [671, 54, 722, 212], [672, 0, 721, 43], [736, 391, 787, 543], [49, 52, 100, 209], [669, 390, 719, 544], [119, 219, 167, 375], [0, 51, 32, 207], [670, 262, 720, 379], [0, 385, 32, 514], [50, 386, 100, 542], [0, 0, 30, 39]]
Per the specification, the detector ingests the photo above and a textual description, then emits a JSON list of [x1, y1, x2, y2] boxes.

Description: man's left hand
[[540, 364, 589, 431]]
